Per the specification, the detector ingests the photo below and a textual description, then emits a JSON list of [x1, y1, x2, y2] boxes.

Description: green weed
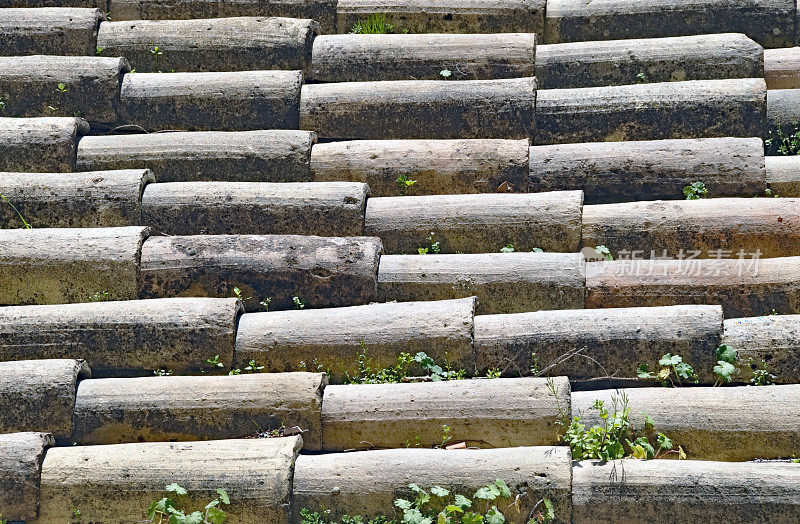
[[147, 484, 229, 524], [396, 174, 417, 195], [300, 480, 553, 523], [346, 345, 465, 384], [232, 286, 271, 310], [550, 381, 682, 461], [593, 245, 613, 261], [418, 232, 440, 255], [1, 193, 32, 228], [229, 359, 265, 376], [87, 291, 111, 302], [637, 353, 698, 387], [683, 181, 708, 199], [349, 13, 396, 34], [765, 125, 800, 155], [748, 358, 775, 386], [712, 344, 738, 386]]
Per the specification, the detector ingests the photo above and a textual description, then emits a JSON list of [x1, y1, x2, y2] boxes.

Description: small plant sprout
[[500, 244, 515, 253], [439, 424, 453, 447], [765, 124, 800, 156], [713, 344, 738, 386], [349, 13, 395, 34], [486, 368, 502, 379], [150, 46, 164, 70], [392, 480, 544, 524], [531, 247, 544, 253], [346, 344, 466, 385], [233, 286, 251, 301], [413, 351, 464, 380], [530, 352, 541, 375], [594, 245, 613, 261], [299, 508, 389, 523], [683, 181, 708, 199], [147, 484, 230, 524], [230, 359, 265, 375], [396, 173, 417, 195], [153, 368, 173, 376], [417, 232, 441, 255], [95, 46, 105, 55], [56, 83, 68, 93], [748, 358, 775, 386], [0, 193, 32, 228], [439, 68, 452, 79], [232, 287, 271, 310], [637, 353, 698, 387], [0, 101, 5, 113], [206, 354, 225, 369], [636, 72, 647, 83], [88, 291, 111, 302], [293, 296, 306, 309], [300, 480, 551, 523]]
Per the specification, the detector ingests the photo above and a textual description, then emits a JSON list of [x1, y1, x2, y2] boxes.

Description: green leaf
[[462, 512, 485, 524], [633, 437, 655, 459], [714, 360, 736, 382], [485, 506, 505, 524], [206, 506, 228, 524], [454, 494, 472, 509], [401, 508, 432, 524], [657, 433, 673, 451], [413, 353, 435, 369], [636, 363, 653, 379], [658, 353, 681, 367], [443, 504, 464, 514], [148, 498, 172, 520], [183, 511, 204, 524], [395, 499, 413, 510], [494, 479, 511, 498], [630, 444, 647, 460], [716, 344, 738, 364], [594, 245, 612, 260], [474, 483, 501, 501], [674, 362, 695, 380], [216, 488, 230, 505], [165, 483, 187, 495], [605, 440, 625, 459], [204, 499, 219, 510], [542, 498, 555, 521], [431, 486, 450, 497]]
